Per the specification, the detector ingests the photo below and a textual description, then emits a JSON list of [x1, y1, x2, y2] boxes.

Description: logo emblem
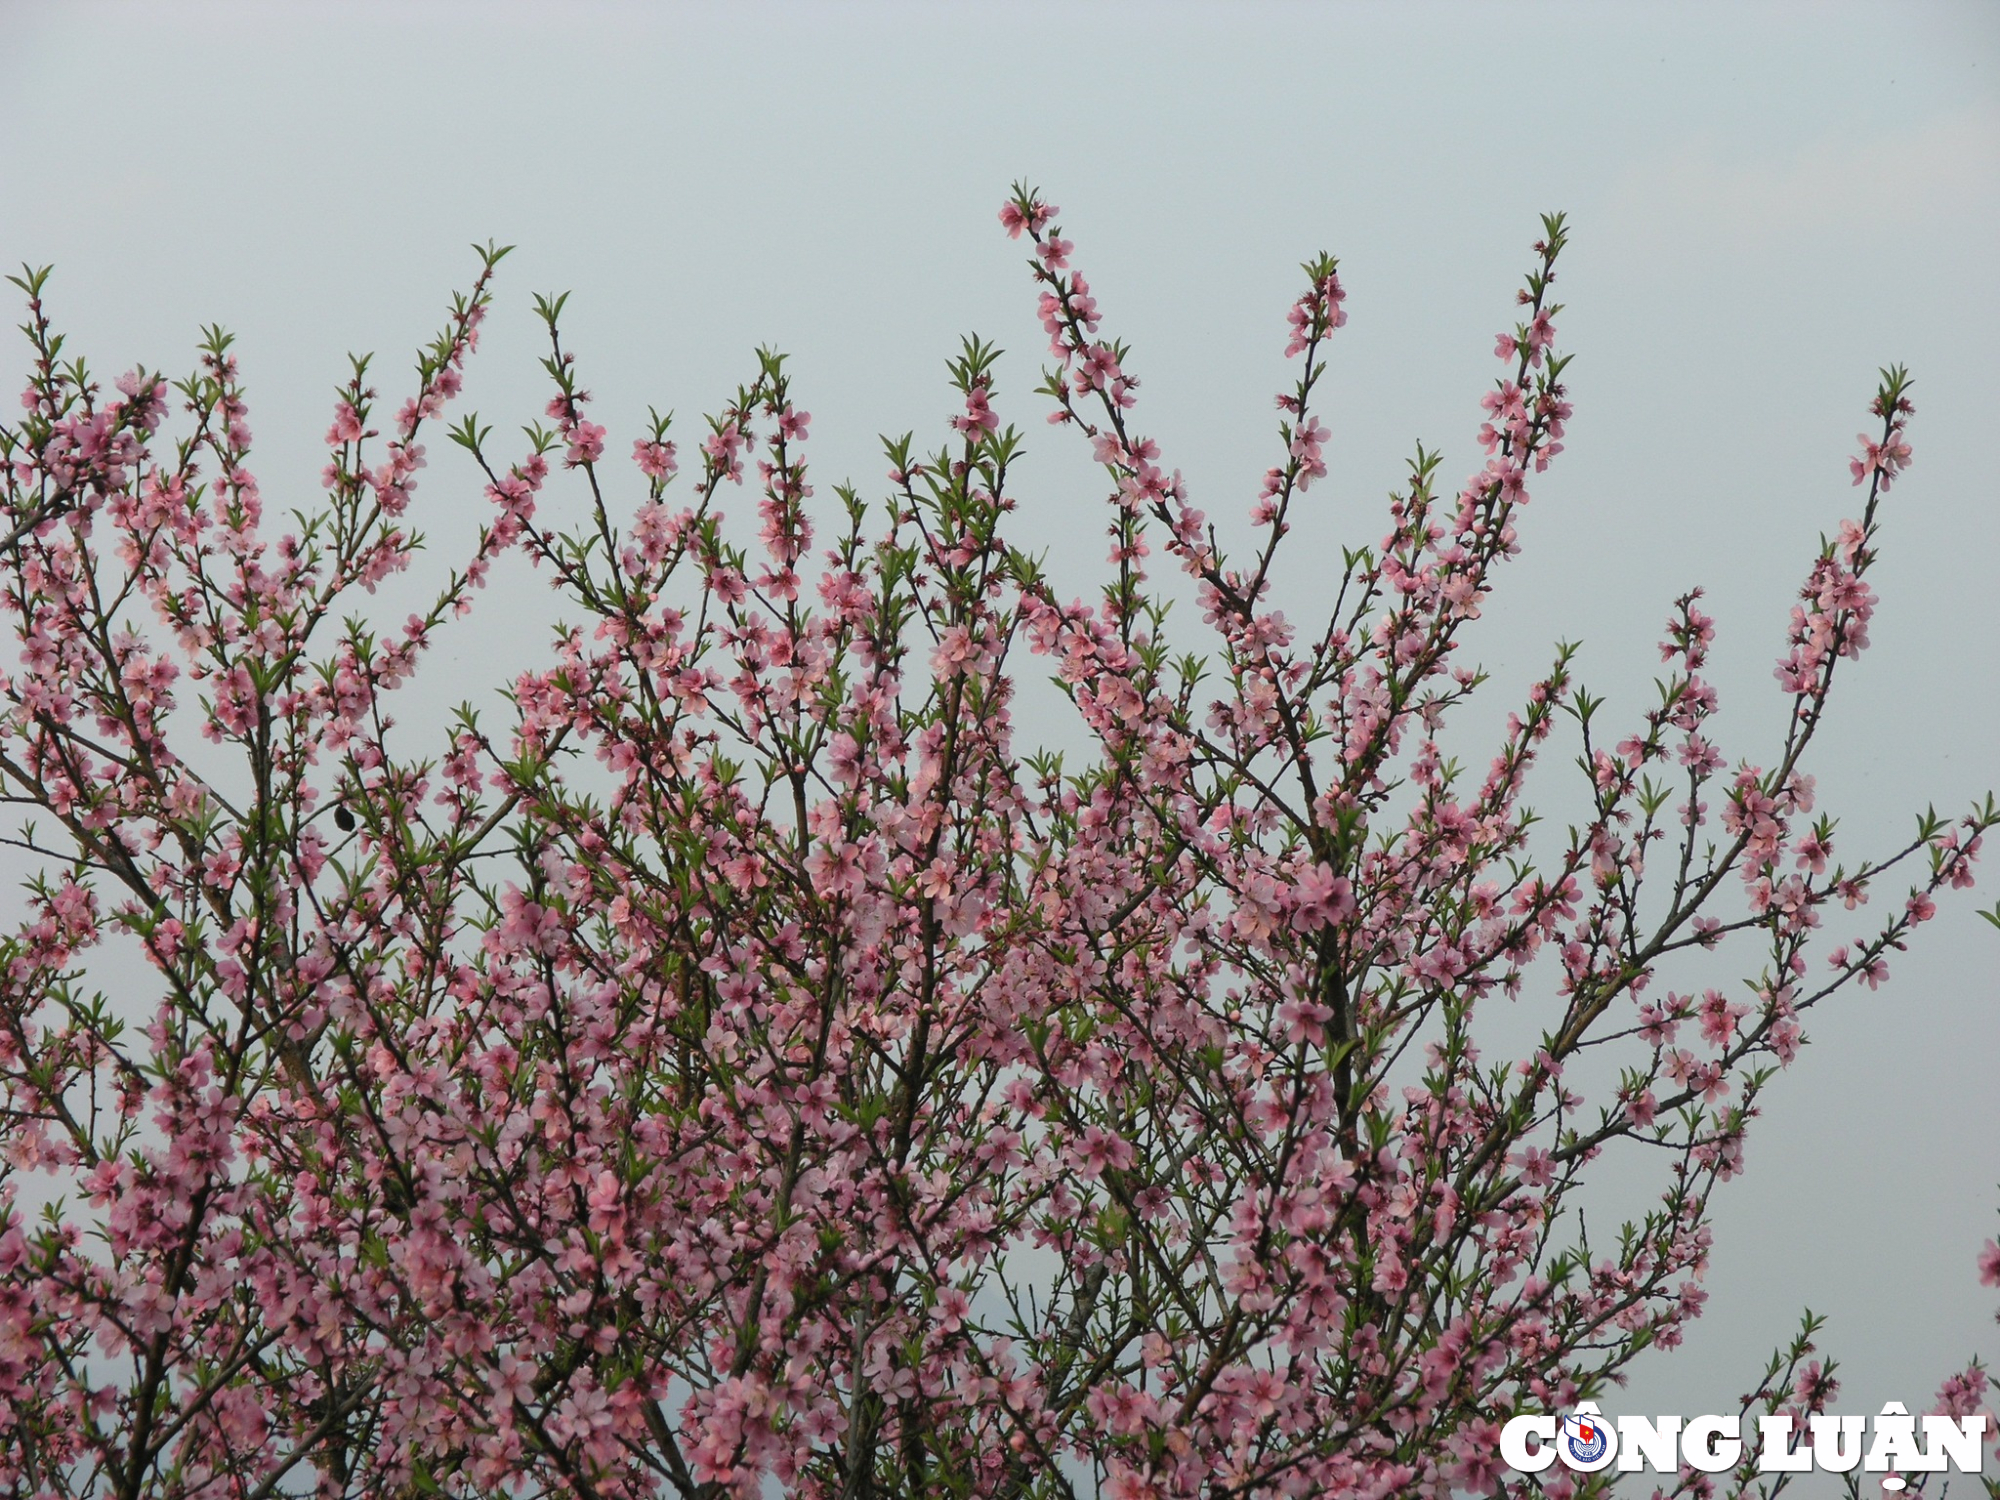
[[1558, 1406, 1617, 1470]]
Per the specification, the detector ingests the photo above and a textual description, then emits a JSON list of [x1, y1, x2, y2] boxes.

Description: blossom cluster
[[0, 195, 1989, 1500]]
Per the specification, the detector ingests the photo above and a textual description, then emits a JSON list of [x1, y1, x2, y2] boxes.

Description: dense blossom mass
[[0, 187, 1993, 1498]]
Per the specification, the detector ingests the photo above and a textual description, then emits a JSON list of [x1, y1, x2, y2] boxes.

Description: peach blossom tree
[[0, 187, 1992, 1498]]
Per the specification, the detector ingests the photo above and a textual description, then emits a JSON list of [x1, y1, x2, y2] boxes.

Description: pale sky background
[[2, 0, 1997, 1472]]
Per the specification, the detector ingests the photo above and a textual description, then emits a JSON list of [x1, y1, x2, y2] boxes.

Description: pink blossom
[[325, 401, 364, 445], [563, 417, 606, 467], [633, 437, 678, 479], [951, 385, 999, 437]]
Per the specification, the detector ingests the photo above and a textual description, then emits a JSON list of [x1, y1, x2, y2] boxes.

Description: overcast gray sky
[[3, 0, 1997, 1459]]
